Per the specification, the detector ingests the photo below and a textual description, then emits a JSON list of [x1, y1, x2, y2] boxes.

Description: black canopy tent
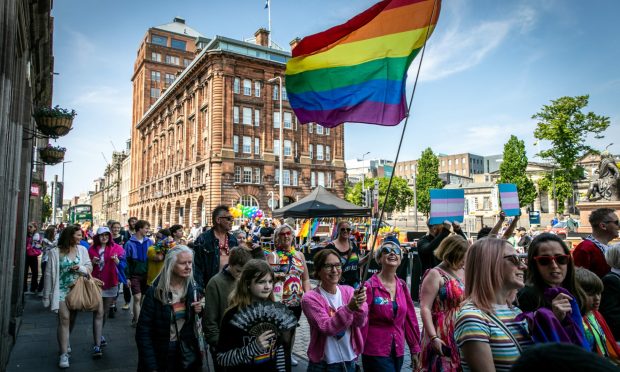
[[272, 186, 371, 218]]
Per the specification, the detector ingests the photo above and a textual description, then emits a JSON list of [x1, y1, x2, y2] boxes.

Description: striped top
[[455, 301, 532, 371]]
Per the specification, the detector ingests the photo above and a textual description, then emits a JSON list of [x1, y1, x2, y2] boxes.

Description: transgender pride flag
[[429, 189, 464, 225], [498, 183, 520, 216]]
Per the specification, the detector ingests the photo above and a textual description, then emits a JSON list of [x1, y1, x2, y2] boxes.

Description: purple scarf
[[516, 287, 590, 349]]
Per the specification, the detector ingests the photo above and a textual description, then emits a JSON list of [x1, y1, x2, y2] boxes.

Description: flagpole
[[268, 0, 272, 47], [361, 0, 440, 283]]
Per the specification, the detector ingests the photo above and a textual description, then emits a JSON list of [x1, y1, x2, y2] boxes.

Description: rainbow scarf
[[285, 0, 441, 127]]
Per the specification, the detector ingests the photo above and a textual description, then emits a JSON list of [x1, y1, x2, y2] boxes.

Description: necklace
[[218, 234, 229, 256], [276, 247, 297, 263]]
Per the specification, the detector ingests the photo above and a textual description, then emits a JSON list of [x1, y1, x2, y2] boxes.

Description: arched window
[[239, 195, 259, 208]]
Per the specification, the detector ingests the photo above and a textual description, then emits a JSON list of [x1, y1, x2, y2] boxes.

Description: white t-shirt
[[319, 287, 357, 364]]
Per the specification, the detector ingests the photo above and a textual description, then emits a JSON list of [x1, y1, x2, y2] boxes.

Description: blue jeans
[[362, 353, 404, 372], [307, 360, 357, 372]]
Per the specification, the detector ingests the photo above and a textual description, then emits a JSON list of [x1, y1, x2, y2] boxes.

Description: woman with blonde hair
[[454, 238, 532, 371], [419, 234, 468, 371], [136, 245, 204, 371]]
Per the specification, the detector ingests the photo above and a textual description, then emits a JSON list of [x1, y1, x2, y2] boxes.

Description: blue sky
[[46, 0, 620, 198]]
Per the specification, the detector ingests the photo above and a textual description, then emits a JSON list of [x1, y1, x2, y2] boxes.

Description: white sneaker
[[58, 353, 70, 368]]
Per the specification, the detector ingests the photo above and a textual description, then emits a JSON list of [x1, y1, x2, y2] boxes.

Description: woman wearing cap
[[89, 226, 126, 350], [361, 238, 421, 371]]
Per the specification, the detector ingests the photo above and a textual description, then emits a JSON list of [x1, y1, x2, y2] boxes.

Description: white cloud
[[71, 86, 131, 116], [414, 2, 540, 82]]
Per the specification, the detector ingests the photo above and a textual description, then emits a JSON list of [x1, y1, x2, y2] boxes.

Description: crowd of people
[[22, 205, 620, 371]]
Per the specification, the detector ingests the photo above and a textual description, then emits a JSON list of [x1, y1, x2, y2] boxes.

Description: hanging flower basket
[[38, 144, 66, 165], [33, 106, 77, 138]]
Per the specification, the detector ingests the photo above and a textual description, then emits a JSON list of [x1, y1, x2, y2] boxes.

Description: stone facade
[[129, 27, 346, 228], [102, 151, 129, 223]]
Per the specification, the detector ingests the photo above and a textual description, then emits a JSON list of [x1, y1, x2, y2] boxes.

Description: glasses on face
[[278, 231, 292, 237], [381, 246, 402, 256], [340, 228, 352, 233], [604, 220, 620, 226], [533, 254, 570, 266], [503, 255, 526, 267], [323, 263, 342, 271], [218, 216, 233, 222]]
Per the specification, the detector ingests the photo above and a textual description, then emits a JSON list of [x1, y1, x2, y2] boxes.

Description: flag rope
[[361, 0, 440, 283]]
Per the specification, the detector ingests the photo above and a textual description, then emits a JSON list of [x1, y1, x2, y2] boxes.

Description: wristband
[[430, 335, 440, 342]]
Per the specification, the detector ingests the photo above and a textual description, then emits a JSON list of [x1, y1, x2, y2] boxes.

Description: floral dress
[[58, 252, 81, 302], [420, 268, 465, 372], [270, 248, 305, 308]]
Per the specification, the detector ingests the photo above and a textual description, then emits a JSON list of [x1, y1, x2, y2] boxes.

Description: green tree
[[416, 148, 444, 216], [498, 135, 537, 207], [345, 176, 413, 213], [532, 95, 610, 212], [42, 193, 52, 222]]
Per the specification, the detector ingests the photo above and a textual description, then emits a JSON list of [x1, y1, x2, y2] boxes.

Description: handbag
[[171, 301, 199, 369], [65, 275, 104, 312]]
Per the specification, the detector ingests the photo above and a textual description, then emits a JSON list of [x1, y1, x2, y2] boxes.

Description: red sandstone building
[[129, 19, 346, 227]]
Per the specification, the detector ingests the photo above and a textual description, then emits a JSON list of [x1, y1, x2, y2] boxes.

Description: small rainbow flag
[[285, 0, 441, 127], [429, 189, 464, 225], [498, 183, 521, 216], [310, 218, 320, 237], [297, 219, 311, 238]]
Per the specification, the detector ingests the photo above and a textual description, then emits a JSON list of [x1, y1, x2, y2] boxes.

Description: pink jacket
[[301, 285, 368, 363], [361, 274, 421, 357], [88, 243, 125, 289]]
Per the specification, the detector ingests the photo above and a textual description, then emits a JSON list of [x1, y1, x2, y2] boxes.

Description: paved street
[[8, 282, 421, 371]]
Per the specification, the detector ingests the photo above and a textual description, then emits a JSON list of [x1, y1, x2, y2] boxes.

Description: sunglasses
[[218, 216, 233, 221], [278, 231, 292, 237], [604, 220, 620, 226], [322, 263, 342, 271], [340, 228, 351, 232], [381, 246, 402, 256], [533, 254, 570, 266], [503, 255, 525, 267]]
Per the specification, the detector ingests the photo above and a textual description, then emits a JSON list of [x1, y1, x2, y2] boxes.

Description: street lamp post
[[413, 164, 418, 231], [268, 76, 284, 208], [359, 152, 370, 206], [268, 191, 275, 214]]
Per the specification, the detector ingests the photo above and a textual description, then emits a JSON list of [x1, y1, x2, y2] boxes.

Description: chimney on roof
[[289, 37, 301, 52], [173, 17, 185, 24], [254, 28, 270, 47]]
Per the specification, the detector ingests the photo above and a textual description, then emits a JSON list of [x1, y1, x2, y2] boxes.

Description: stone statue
[[586, 152, 620, 201]]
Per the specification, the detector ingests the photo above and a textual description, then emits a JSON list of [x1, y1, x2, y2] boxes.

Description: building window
[[273, 85, 279, 100], [462, 157, 466, 164], [273, 113, 280, 128], [326, 127, 330, 135], [254, 109, 260, 127], [254, 168, 261, 184], [274, 140, 280, 156], [283, 170, 291, 186], [151, 52, 162, 62], [183, 58, 191, 67], [254, 138, 260, 154], [309, 144, 313, 159], [283, 112, 292, 129], [150, 88, 161, 98], [243, 136, 251, 154], [233, 78, 240, 94], [316, 125, 324, 135], [292, 170, 298, 186], [171, 38, 186, 51], [151, 71, 161, 82], [254, 81, 261, 97], [311, 172, 316, 187], [308, 123, 313, 133], [316, 144, 324, 160], [243, 79, 251, 96], [326, 146, 331, 161], [318, 172, 325, 187], [151, 35, 167, 46], [243, 167, 252, 183], [234, 166, 241, 183], [327, 173, 332, 188], [233, 106, 239, 124], [282, 87, 288, 101], [233, 136, 239, 152], [165, 55, 180, 65], [240, 195, 259, 207], [441, 160, 445, 166], [242, 107, 252, 125], [165, 73, 175, 86], [284, 140, 292, 156]]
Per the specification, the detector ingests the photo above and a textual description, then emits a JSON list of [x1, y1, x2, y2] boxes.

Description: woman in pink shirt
[[361, 238, 421, 371], [302, 249, 368, 371]]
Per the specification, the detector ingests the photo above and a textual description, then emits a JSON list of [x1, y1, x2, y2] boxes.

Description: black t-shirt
[[324, 240, 361, 288], [259, 226, 274, 238]]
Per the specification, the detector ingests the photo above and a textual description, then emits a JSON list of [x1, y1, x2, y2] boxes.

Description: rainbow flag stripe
[[285, 0, 441, 128]]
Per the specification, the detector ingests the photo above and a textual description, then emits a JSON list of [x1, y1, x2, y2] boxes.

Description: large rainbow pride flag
[[285, 0, 441, 128]]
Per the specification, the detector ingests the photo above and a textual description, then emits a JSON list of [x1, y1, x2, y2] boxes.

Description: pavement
[[8, 282, 421, 371]]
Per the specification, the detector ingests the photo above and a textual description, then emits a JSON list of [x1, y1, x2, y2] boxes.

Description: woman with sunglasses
[[323, 221, 363, 288], [454, 238, 532, 371], [267, 223, 310, 366], [361, 237, 421, 371], [516, 233, 588, 346], [302, 249, 368, 371]]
